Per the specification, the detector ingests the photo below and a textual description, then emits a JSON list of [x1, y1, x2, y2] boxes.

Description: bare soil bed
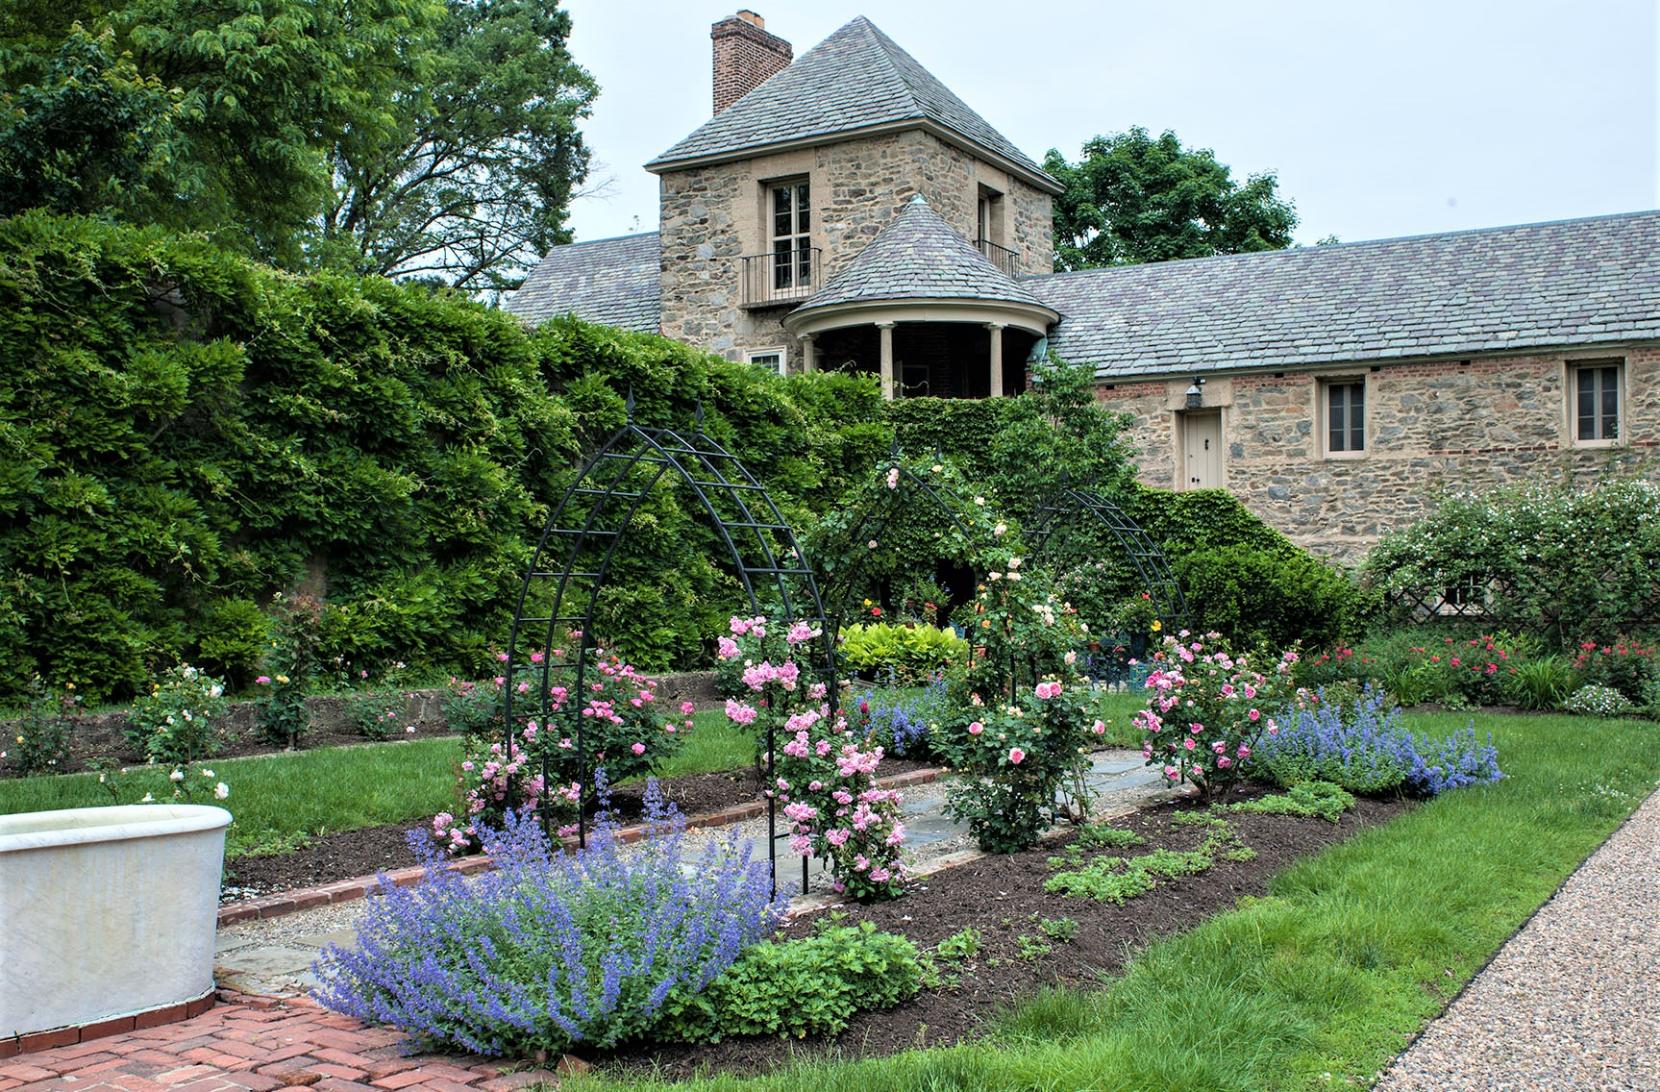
[[594, 786, 1412, 1080]]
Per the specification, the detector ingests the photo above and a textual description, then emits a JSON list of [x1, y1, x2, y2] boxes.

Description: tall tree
[[0, 0, 596, 287], [320, 0, 596, 290], [1043, 127, 1298, 271]]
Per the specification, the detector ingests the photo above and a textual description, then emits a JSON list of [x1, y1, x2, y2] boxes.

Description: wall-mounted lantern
[[1184, 379, 1204, 410]]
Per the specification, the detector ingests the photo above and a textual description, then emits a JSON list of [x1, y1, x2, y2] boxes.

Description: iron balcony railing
[[976, 237, 1020, 278], [740, 246, 822, 308]]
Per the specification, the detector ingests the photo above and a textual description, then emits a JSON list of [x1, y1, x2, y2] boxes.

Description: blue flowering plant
[[312, 778, 786, 1056], [1254, 684, 1502, 796]]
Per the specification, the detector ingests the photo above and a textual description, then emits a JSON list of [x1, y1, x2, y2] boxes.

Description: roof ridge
[[1027, 207, 1660, 283], [562, 230, 661, 247]]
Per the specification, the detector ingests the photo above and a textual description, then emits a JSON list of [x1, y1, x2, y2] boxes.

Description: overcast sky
[[560, 0, 1657, 248]]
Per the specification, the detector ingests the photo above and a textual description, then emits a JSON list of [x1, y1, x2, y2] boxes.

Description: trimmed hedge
[[1173, 544, 1365, 651]]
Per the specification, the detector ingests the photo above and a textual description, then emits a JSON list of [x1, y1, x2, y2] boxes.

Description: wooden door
[[1182, 412, 1223, 490]]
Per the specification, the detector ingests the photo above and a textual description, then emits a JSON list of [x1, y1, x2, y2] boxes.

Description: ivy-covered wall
[[0, 214, 886, 700]]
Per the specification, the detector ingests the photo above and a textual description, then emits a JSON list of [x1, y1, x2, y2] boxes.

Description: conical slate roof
[[647, 16, 1057, 190], [790, 194, 1051, 315]]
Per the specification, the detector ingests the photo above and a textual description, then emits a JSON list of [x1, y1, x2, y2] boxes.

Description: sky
[[559, 0, 1658, 247]]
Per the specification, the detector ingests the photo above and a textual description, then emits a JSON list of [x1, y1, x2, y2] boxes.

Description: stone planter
[[0, 804, 231, 1038]]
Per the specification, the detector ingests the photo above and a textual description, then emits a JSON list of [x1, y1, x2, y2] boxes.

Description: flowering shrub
[[1405, 634, 1522, 707], [5, 678, 79, 774], [91, 759, 230, 805], [851, 675, 950, 759], [441, 675, 504, 736], [255, 593, 326, 748], [952, 550, 1086, 705], [1136, 633, 1296, 800], [717, 614, 907, 901], [1254, 685, 1502, 796], [433, 649, 689, 854], [314, 782, 785, 1056], [938, 676, 1103, 853], [1570, 639, 1656, 703], [1561, 684, 1637, 718], [126, 664, 230, 764]]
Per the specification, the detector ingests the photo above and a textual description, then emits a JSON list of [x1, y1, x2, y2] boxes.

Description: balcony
[[976, 238, 1020, 278], [740, 247, 822, 309]]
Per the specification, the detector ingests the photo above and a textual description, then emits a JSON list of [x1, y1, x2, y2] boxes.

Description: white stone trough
[[0, 804, 231, 1037]]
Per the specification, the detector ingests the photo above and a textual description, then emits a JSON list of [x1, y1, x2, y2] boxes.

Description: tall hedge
[[0, 214, 885, 700]]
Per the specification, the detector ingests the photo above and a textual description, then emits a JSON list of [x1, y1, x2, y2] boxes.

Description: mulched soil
[[221, 757, 936, 899], [595, 787, 1413, 1080]]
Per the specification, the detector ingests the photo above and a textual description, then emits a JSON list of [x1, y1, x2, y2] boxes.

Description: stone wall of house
[[657, 128, 1053, 371], [1100, 346, 1660, 564]]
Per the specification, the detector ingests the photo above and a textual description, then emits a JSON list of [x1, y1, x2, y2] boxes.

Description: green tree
[[319, 0, 597, 290], [1043, 127, 1298, 270]]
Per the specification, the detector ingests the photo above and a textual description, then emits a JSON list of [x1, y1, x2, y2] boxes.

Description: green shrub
[[838, 622, 967, 683], [5, 677, 79, 774], [193, 599, 270, 690], [341, 690, 410, 741], [1174, 544, 1361, 651], [1562, 684, 1636, 718], [255, 594, 325, 748], [1569, 639, 1657, 704], [125, 664, 230, 764], [659, 921, 924, 1043], [1231, 781, 1355, 823]]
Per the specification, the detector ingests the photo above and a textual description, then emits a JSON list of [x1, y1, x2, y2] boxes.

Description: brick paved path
[[0, 994, 565, 1092]]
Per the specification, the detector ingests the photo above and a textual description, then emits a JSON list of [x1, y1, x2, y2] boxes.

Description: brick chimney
[[711, 11, 792, 114]]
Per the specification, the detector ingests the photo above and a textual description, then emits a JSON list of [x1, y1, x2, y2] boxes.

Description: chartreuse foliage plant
[[313, 782, 785, 1057], [659, 920, 925, 1044], [571, 710, 1659, 1091], [838, 622, 967, 684]]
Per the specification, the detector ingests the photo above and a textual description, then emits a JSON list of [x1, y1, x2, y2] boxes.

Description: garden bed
[[221, 757, 936, 900], [594, 786, 1412, 1080]]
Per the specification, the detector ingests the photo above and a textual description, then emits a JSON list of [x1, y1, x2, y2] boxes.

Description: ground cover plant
[[571, 708, 1658, 1090]]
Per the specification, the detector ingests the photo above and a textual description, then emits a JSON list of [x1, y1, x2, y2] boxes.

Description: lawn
[[0, 711, 755, 858], [571, 710, 1660, 1091]]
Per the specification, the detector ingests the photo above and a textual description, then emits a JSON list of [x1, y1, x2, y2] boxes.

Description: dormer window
[[771, 179, 811, 290]]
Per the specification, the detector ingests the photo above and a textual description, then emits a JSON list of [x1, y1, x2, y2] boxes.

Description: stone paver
[[1376, 787, 1660, 1091]]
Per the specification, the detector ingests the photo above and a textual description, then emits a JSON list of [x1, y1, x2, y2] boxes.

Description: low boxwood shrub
[[1174, 544, 1363, 652], [313, 783, 785, 1057], [658, 920, 924, 1043], [1254, 685, 1502, 795]]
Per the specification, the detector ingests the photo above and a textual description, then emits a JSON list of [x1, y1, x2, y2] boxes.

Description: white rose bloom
[[215, 782, 230, 800], [169, 769, 184, 783]]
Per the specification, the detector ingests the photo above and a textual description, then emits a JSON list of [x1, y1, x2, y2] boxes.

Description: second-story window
[[771, 180, 810, 290]]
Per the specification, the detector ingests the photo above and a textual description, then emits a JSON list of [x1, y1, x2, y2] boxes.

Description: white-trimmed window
[[1323, 378, 1366, 454], [1571, 360, 1622, 443], [769, 179, 810, 291], [746, 347, 786, 375]]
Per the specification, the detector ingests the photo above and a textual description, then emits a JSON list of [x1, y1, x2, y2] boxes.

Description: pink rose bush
[[434, 648, 692, 853], [716, 614, 906, 901], [938, 674, 1101, 853], [1136, 632, 1296, 800]]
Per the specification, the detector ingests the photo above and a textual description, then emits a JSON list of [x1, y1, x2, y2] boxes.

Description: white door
[[1182, 412, 1223, 490]]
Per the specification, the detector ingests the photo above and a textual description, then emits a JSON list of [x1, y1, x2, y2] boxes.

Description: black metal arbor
[[502, 407, 836, 889], [814, 447, 997, 644], [1031, 486, 1188, 661]]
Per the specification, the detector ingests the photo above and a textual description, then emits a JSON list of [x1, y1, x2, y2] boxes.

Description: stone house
[[507, 11, 1660, 560]]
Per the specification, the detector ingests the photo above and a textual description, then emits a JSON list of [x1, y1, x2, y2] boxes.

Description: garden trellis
[[503, 400, 835, 892]]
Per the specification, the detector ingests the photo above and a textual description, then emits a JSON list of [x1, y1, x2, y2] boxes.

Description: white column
[[986, 322, 1006, 397], [877, 322, 896, 401], [800, 333, 816, 374]]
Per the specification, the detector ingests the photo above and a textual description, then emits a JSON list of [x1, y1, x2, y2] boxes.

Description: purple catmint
[[311, 778, 785, 1056]]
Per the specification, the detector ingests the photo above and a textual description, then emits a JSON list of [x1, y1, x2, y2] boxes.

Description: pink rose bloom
[[1092, 719, 1106, 735], [496, 652, 510, 662], [1237, 744, 1251, 758], [1248, 708, 1261, 721], [716, 636, 740, 660], [680, 701, 696, 715], [256, 675, 271, 685], [630, 742, 646, 756], [1217, 756, 1233, 768], [1184, 737, 1197, 750], [968, 721, 984, 735], [1164, 765, 1180, 780], [1009, 747, 1026, 765]]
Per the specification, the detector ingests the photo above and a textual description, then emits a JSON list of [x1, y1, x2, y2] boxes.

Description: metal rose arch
[[1031, 485, 1190, 643], [502, 399, 836, 893]]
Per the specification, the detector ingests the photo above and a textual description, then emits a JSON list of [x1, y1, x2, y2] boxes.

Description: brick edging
[[218, 765, 947, 927], [0, 990, 216, 1059]]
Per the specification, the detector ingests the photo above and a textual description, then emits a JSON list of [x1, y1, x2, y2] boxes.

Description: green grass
[[0, 711, 754, 858], [572, 711, 1660, 1091]]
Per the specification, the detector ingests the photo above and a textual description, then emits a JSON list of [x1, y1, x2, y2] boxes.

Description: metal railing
[[976, 237, 1020, 278], [740, 247, 821, 308]]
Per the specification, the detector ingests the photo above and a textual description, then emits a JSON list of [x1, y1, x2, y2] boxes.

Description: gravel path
[[1376, 787, 1660, 1091]]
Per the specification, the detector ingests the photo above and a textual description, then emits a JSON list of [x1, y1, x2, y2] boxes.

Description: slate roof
[[1028, 210, 1660, 379], [791, 195, 1051, 315], [647, 17, 1057, 190], [504, 232, 661, 331]]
